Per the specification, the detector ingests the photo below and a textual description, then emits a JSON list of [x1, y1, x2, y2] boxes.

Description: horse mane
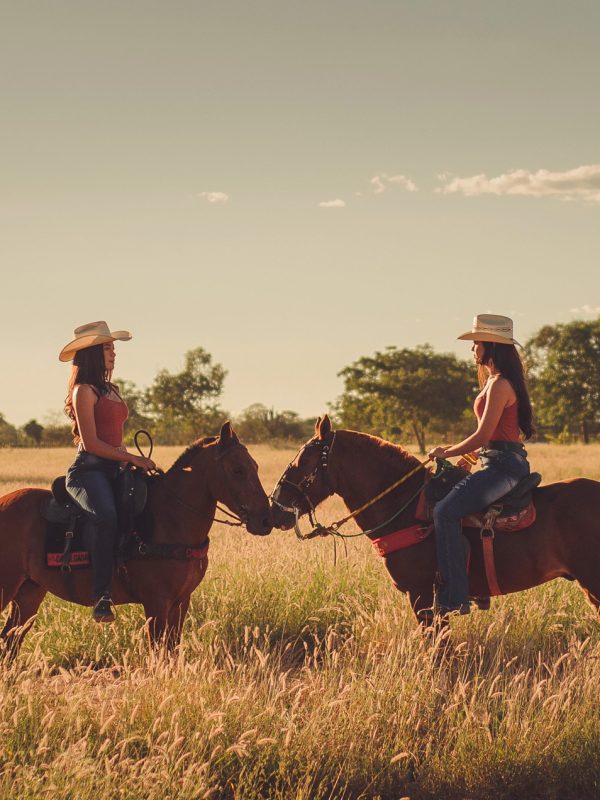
[[338, 429, 424, 473], [166, 436, 219, 474]]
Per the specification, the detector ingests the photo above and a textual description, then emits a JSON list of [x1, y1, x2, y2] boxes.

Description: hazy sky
[[2, 1, 599, 427]]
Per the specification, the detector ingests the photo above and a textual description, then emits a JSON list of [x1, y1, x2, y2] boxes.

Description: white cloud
[[370, 173, 417, 194], [371, 175, 386, 194], [437, 165, 600, 203], [198, 191, 229, 204], [318, 198, 346, 208], [570, 305, 600, 315]]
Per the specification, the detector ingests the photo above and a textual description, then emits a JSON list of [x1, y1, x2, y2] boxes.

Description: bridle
[[271, 432, 436, 541], [134, 430, 249, 527], [270, 435, 335, 534]]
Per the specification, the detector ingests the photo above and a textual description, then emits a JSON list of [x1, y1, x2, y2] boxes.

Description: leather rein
[[270, 433, 434, 540], [134, 430, 246, 528]]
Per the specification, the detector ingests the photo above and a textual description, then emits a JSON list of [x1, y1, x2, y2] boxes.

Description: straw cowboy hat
[[457, 314, 521, 347], [59, 321, 132, 362]]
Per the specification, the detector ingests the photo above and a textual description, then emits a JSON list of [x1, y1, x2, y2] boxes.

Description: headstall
[[270, 434, 335, 538], [271, 434, 435, 541]]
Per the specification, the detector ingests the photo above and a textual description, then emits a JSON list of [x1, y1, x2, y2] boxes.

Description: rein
[[271, 433, 436, 541], [133, 430, 245, 528]]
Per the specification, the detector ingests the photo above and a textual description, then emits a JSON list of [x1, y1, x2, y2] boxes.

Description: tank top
[[474, 393, 520, 442], [92, 388, 128, 447]]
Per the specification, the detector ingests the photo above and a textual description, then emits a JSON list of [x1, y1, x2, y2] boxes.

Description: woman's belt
[[482, 440, 526, 454]]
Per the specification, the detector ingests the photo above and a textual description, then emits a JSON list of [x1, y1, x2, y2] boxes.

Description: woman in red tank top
[[427, 314, 536, 616], [60, 321, 155, 623]]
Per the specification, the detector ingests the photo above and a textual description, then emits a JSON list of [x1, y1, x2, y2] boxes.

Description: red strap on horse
[[481, 533, 502, 596], [371, 524, 433, 557]]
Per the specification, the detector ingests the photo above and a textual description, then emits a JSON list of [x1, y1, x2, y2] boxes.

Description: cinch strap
[[371, 524, 433, 557]]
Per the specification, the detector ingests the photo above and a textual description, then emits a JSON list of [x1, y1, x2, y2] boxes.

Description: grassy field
[[1, 443, 600, 799]]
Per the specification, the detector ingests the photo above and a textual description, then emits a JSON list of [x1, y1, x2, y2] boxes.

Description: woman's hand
[[129, 455, 156, 472], [427, 446, 447, 460]]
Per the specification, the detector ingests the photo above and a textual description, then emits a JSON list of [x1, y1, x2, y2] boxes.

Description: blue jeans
[[433, 450, 530, 611], [65, 451, 120, 600]]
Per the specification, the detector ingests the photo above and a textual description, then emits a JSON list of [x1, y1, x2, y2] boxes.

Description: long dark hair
[[64, 344, 111, 443], [479, 342, 536, 440]]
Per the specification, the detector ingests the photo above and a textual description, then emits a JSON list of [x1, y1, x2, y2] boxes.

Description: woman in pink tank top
[[60, 321, 155, 623], [427, 314, 536, 616]]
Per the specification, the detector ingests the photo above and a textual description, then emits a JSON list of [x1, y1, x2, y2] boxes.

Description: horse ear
[[317, 414, 332, 440], [219, 420, 239, 444], [314, 416, 322, 434]]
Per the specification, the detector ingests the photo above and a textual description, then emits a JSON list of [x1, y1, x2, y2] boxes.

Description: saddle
[[42, 467, 150, 570], [422, 460, 541, 597], [372, 460, 542, 599], [417, 460, 541, 530]]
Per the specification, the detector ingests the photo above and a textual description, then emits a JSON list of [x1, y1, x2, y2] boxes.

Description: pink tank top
[[93, 391, 128, 447], [474, 394, 520, 442]]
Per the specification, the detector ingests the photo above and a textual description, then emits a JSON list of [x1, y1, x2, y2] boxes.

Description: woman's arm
[[429, 379, 514, 459], [73, 385, 154, 469]]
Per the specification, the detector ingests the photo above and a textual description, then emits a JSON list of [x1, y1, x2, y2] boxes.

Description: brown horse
[[0, 422, 271, 652], [270, 416, 600, 626]]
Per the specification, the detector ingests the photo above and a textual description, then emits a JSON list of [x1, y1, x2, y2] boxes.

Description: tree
[[235, 404, 314, 443], [22, 419, 44, 446], [332, 345, 474, 453], [40, 410, 73, 447], [144, 347, 227, 443], [42, 424, 73, 447], [113, 379, 153, 443], [0, 413, 19, 447], [525, 319, 600, 443]]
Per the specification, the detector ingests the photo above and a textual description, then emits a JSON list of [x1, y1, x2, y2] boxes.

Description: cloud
[[318, 198, 346, 208], [198, 191, 229, 204], [570, 305, 600, 315], [437, 165, 600, 203], [370, 173, 417, 194]]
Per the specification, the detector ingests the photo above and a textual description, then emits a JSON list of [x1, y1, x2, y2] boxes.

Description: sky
[[2, 1, 600, 427]]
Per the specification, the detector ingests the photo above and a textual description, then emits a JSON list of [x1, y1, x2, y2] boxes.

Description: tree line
[[0, 347, 315, 448], [2, 319, 600, 448]]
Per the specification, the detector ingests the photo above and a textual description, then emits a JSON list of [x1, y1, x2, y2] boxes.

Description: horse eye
[[232, 466, 245, 476]]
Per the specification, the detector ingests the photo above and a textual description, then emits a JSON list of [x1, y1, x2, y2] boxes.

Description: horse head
[[270, 414, 335, 530], [207, 421, 272, 535]]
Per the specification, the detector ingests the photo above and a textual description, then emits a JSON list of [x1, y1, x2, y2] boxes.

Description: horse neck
[[330, 431, 426, 533], [150, 449, 216, 543]]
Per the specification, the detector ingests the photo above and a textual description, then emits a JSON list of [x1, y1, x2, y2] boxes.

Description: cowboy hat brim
[[59, 330, 132, 362], [457, 331, 521, 347]]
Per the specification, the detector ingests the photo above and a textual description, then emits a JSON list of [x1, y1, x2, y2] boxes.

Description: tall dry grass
[[1, 443, 600, 799]]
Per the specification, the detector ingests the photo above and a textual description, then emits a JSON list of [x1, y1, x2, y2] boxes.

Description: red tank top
[[93, 391, 128, 447], [474, 393, 520, 442]]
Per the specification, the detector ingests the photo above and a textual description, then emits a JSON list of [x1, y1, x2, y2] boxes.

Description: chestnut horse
[[0, 422, 271, 652], [270, 416, 600, 626]]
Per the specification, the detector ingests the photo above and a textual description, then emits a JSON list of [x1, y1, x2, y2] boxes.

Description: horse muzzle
[[243, 507, 273, 536], [269, 502, 296, 531]]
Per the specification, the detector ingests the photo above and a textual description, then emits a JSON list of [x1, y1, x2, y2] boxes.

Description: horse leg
[[1, 575, 26, 614], [407, 587, 453, 665], [409, 587, 450, 637], [1, 579, 47, 657], [143, 596, 177, 649], [409, 589, 436, 628], [575, 575, 600, 617], [165, 596, 190, 651]]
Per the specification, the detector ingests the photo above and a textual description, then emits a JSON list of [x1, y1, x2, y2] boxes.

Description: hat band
[[472, 325, 513, 335]]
